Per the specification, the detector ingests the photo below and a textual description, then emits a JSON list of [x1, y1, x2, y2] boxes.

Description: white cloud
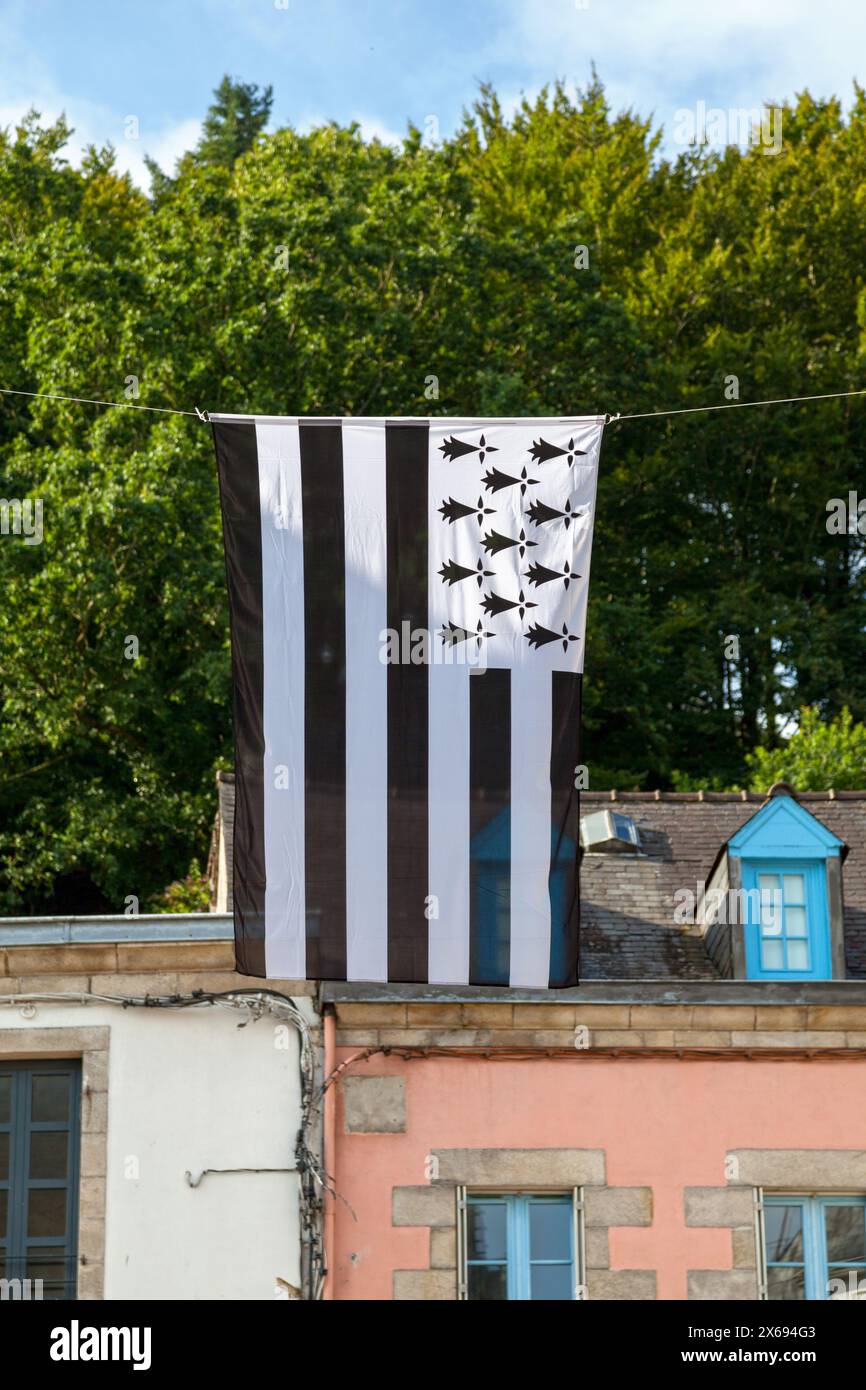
[[0, 91, 199, 188], [353, 114, 404, 147], [1, 84, 397, 190], [113, 119, 201, 185], [294, 109, 404, 146], [2, 0, 864, 181], [491, 0, 866, 138]]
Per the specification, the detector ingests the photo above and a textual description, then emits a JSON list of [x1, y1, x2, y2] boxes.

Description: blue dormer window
[[742, 861, 829, 978], [726, 792, 845, 982]]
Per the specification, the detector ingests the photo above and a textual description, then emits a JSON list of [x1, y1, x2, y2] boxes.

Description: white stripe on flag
[[427, 663, 471, 984], [257, 420, 307, 979], [508, 668, 553, 987], [342, 423, 389, 982], [427, 432, 471, 984]]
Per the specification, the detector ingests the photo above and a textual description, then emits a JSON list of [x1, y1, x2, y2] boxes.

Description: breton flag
[[212, 415, 605, 986]]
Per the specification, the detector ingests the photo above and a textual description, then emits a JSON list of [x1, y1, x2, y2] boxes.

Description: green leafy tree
[[148, 859, 211, 914], [746, 707, 866, 792], [195, 76, 273, 167], [1, 75, 866, 913]]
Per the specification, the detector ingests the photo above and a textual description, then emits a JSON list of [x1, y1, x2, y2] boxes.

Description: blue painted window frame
[[741, 859, 831, 980], [0, 1060, 81, 1299], [466, 1193, 576, 1300], [764, 1196, 866, 1300]]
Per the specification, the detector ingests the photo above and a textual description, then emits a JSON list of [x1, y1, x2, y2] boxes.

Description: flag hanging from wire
[[211, 415, 605, 985]]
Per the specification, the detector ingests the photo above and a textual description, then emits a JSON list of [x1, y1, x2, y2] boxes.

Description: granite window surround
[[392, 1148, 655, 1301]]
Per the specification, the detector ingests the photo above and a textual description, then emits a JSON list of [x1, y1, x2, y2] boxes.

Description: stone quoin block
[[392, 1184, 456, 1229], [684, 1186, 755, 1227], [342, 1075, 406, 1134], [688, 1269, 759, 1300], [431, 1148, 605, 1187], [584, 1186, 652, 1228], [393, 1269, 455, 1301], [429, 1227, 457, 1269], [588, 1270, 657, 1300], [729, 1149, 866, 1189]]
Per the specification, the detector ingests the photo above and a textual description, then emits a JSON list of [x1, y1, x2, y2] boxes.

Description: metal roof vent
[[579, 809, 641, 854]]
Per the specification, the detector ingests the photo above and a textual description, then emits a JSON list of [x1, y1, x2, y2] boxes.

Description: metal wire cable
[[4, 383, 866, 426], [610, 386, 866, 423], [0, 386, 206, 419]]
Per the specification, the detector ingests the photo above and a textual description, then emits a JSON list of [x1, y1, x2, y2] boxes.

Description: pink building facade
[[323, 786, 866, 1301], [207, 776, 866, 1301], [327, 996, 866, 1300]]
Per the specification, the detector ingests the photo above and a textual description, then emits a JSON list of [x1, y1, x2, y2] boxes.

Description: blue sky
[[1, 0, 864, 184]]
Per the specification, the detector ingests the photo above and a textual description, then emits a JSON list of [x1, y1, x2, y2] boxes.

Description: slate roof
[[210, 774, 866, 980]]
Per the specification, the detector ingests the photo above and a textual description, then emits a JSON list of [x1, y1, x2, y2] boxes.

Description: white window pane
[[758, 877, 782, 933], [761, 916, 782, 937], [787, 939, 810, 970], [783, 873, 805, 905], [785, 906, 808, 937], [761, 940, 784, 970], [760, 897, 782, 934]]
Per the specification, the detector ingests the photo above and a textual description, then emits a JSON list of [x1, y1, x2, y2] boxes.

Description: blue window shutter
[[0, 1061, 81, 1299]]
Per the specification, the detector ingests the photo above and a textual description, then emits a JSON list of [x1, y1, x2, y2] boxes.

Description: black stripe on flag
[[299, 422, 347, 981], [385, 422, 429, 983], [212, 421, 266, 978], [469, 669, 511, 986], [550, 671, 582, 987]]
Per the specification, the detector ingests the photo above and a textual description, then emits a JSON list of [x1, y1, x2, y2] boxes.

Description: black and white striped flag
[[212, 415, 604, 985]]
